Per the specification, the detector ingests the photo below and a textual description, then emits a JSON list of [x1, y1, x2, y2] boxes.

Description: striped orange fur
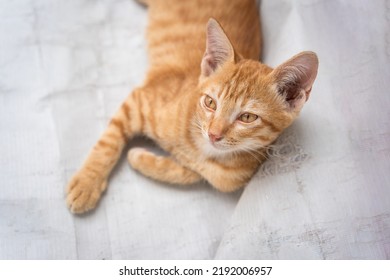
[[66, 0, 319, 214]]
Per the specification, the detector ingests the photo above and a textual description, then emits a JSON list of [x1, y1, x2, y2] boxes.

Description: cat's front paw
[[127, 147, 148, 168], [66, 171, 107, 214]]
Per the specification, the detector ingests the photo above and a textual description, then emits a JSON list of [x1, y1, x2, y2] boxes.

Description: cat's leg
[[66, 88, 145, 214], [128, 148, 250, 191], [196, 161, 254, 193], [127, 148, 202, 185]]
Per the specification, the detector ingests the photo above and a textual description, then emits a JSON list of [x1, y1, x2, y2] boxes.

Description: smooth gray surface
[[0, 0, 389, 259]]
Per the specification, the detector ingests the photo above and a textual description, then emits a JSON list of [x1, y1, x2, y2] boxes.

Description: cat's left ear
[[201, 18, 235, 77], [271, 51, 319, 112]]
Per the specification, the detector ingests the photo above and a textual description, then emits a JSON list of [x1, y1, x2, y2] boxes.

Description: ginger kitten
[[66, 0, 319, 213]]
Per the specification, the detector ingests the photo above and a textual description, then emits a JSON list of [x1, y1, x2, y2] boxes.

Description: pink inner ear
[[273, 52, 319, 108], [294, 54, 319, 93], [201, 18, 235, 77], [201, 54, 217, 77]]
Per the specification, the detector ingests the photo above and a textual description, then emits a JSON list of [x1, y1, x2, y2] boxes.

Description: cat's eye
[[238, 113, 258, 123], [204, 95, 217, 110]]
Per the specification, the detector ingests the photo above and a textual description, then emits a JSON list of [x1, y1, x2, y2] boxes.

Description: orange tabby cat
[[66, 0, 318, 213]]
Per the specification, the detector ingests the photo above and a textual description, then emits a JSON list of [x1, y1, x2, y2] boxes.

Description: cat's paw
[[127, 147, 149, 168], [66, 171, 107, 214]]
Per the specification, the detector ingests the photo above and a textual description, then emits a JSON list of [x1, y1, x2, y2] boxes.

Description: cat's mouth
[[197, 134, 238, 157], [209, 139, 236, 152], [210, 141, 223, 149], [198, 127, 237, 155]]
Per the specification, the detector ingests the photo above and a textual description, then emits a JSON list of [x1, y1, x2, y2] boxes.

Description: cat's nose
[[208, 132, 223, 143]]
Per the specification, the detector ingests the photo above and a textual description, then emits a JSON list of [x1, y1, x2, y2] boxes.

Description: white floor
[[0, 0, 389, 259]]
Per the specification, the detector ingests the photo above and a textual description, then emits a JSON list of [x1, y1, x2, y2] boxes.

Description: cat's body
[[66, 0, 318, 213]]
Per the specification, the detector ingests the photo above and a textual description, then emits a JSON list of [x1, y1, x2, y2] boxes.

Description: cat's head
[[194, 19, 318, 157]]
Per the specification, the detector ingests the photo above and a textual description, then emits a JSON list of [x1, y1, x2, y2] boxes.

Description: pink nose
[[208, 132, 223, 143]]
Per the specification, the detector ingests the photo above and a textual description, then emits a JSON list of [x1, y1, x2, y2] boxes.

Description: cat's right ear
[[271, 51, 319, 112], [201, 18, 235, 78]]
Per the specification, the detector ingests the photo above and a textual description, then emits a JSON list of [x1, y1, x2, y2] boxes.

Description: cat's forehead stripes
[[218, 67, 241, 98], [221, 64, 261, 103]]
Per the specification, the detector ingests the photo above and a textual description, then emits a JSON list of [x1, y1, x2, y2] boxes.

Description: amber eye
[[239, 113, 258, 123], [204, 95, 217, 110]]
